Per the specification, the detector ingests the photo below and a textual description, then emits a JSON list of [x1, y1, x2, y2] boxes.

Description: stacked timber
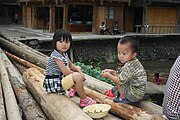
[[0, 49, 48, 120], [5, 50, 165, 120], [0, 36, 165, 119], [11, 57, 122, 120], [0, 49, 93, 120], [24, 67, 154, 120], [5, 50, 164, 115], [0, 49, 22, 120]]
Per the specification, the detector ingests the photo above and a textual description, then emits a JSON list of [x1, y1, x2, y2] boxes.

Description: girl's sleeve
[[51, 53, 63, 61]]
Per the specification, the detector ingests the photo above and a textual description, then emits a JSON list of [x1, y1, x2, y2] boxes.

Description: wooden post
[[31, 6, 36, 29], [92, 2, 97, 34], [63, 2, 68, 30], [49, 6, 55, 32]]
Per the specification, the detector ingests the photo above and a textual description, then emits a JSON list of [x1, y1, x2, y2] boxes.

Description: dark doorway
[[55, 7, 63, 29], [134, 7, 143, 32], [67, 5, 93, 32]]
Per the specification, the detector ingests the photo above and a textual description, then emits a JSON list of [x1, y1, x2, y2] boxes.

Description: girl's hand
[[76, 66, 83, 73], [76, 66, 86, 81]]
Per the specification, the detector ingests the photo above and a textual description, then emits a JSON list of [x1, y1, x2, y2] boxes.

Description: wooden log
[[7, 51, 164, 115], [5, 51, 45, 75], [0, 33, 47, 58], [23, 68, 93, 120], [84, 87, 153, 120], [71, 96, 123, 120], [12, 60, 123, 120], [0, 37, 47, 68], [84, 74, 164, 115], [0, 50, 22, 120], [1, 49, 47, 119], [1, 50, 25, 85], [0, 74, 6, 120], [10, 76, 48, 120], [24, 68, 162, 120]]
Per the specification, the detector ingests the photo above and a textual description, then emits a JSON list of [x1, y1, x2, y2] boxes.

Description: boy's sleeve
[[117, 66, 132, 85]]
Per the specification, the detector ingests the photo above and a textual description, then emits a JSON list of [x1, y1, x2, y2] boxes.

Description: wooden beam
[[100, 0, 103, 5], [63, 2, 68, 30]]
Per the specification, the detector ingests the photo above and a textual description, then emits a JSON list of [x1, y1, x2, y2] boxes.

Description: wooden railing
[[135, 25, 180, 34]]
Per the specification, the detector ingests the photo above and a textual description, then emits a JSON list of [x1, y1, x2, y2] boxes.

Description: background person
[[112, 21, 120, 35], [99, 21, 107, 35], [14, 13, 19, 24], [162, 55, 180, 120], [154, 72, 162, 85]]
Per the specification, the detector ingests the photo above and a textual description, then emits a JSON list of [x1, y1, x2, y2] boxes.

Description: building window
[[105, 7, 114, 19]]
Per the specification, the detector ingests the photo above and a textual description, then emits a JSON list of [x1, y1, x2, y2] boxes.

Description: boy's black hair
[[118, 36, 139, 53], [52, 29, 72, 50]]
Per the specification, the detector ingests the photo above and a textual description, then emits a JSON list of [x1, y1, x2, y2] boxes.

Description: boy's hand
[[101, 70, 110, 78]]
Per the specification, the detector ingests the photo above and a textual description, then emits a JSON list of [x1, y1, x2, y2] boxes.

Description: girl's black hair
[[52, 29, 72, 50], [118, 36, 139, 53]]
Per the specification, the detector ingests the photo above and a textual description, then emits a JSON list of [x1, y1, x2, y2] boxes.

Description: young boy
[[101, 36, 147, 103]]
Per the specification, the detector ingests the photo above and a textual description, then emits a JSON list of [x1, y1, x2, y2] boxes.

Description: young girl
[[43, 30, 96, 107], [101, 37, 147, 103]]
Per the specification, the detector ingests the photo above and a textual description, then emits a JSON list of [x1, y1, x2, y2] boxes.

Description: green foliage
[[75, 62, 115, 86]]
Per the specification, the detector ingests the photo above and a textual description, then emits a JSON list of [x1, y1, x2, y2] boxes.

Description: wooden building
[[0, 0, 21, 24], [18, 0, 180, 34], [133, 0, 180, 34]]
